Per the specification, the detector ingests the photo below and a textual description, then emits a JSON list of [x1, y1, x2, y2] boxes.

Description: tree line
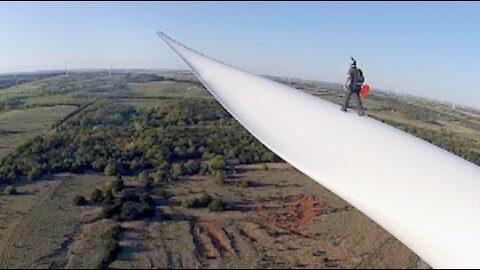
[[0, 97, 281, 184]]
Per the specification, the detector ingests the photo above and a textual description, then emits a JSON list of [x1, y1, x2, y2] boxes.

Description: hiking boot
[[340, 107, 347, 112], [358, 110, 365, 116]]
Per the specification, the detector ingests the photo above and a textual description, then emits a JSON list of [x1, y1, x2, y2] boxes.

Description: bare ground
[[0, 164, 428, 269], [0, 174, 111, 269], [108, 163, 427, 269]]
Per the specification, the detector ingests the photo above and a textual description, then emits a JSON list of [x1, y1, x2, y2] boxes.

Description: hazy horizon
[[1, 2, 479, 108]]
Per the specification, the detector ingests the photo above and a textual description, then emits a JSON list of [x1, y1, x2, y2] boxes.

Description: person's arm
[[344, 73, 351, 91]]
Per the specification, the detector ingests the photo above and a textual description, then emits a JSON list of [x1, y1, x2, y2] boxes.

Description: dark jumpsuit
[[342, 67, 364, 115]]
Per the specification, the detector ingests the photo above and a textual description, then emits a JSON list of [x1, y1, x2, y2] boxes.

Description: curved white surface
[[158, 32, 480, 268]]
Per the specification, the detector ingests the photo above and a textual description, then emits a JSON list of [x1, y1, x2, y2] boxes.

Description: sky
[[0, 1, 479, 108]]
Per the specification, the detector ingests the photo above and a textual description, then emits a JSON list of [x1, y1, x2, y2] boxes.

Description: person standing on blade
[[341, 57, 365, 116]]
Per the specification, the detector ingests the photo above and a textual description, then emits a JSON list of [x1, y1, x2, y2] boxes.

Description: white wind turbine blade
[[158, 32, 480, 269]]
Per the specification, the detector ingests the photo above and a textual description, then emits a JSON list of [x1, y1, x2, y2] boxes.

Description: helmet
[[351, 57, 357, 67]]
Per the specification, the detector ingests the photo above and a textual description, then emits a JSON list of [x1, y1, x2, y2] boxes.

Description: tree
[[111, 175, 124, 192], [119, 201, 154, 221], [104, 161, 118, 176], [184, 160, 200, 175], [198, 194, 213, 207], [121, 188, 138, 202], [91, 157, 107, 171], [27, 167, 42, 181], [153, 187, 169, 199], [151, 170, 165, 183], [208, 155, 227, 173], [91, 188, 103, 202], [103, 188, 114, 204], [4, 185, 17, 195], [181, 194, 213, 209], [170, 163, 183, 178], [215, 171, 225, 185], [208, 199, 225, 212], [262, 151, 275, 162], [181, 198, 196, 208], [138, 171, 152, 188], [102, 200, 122, 219]]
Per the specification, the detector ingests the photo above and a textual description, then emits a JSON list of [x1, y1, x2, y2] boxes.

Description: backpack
[[356, 68, 365, 86]]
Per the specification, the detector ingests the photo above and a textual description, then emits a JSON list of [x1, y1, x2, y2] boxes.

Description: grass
[[23, 95, 83, 107], [0, 82, 41, 99], [0, 105, 77, 132], [0, 105, 77, 160], [117, 99, 163, 109], [0, 174, 111, 268], [0, 73, 125, 113], [128, 80, 209, 99], [0, 133, 34, 160], [3, 185, 16, 195]]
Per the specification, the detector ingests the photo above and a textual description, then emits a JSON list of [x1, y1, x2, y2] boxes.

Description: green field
[[128, 80, 208, 99], [0, 106, 76, 132], [0, 105, 77, 160]]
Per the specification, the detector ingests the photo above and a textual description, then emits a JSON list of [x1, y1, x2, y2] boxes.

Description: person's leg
[[353, 91, 365, 116], [341, 91, 353, 111]]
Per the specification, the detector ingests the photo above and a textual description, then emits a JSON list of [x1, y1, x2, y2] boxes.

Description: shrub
[[170, 163, 183, 178], [151, 170, 165, 183], [208, 198, 225, 212], [152, 187, 169, 199], [139, 194, 153, 205], [27, 167, 42, 181], [262, 152, 275, 162], [121, 188, 138, 202], [73, 195, 86, 206], [182, 194, 214, 209], [111, 176, 124, 192], [119, 201, 154, 221], [239, 179, 251, 189], [102, 200, 122, 219], [101, 239, 120, 265], [214, 171, 225, 185], [138, 171, 152, 188], [198, 194, 213, 207], [103, 188, 114, 204], [91, 188, 103, 202], [184, 160, 200, 175], [181, 198, 196, 208], [4, 185, 17, 195], [104, 161, 118, 176], [208, 155, 227, 173]]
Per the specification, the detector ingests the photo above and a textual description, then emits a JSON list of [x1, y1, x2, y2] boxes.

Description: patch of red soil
[[256, 195, 327, 237], [198, 221, 235, 254], [194, 225, 217, 258]]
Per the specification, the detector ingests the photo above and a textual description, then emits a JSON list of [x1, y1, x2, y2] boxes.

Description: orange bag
[[360, 84, 370, 97]]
